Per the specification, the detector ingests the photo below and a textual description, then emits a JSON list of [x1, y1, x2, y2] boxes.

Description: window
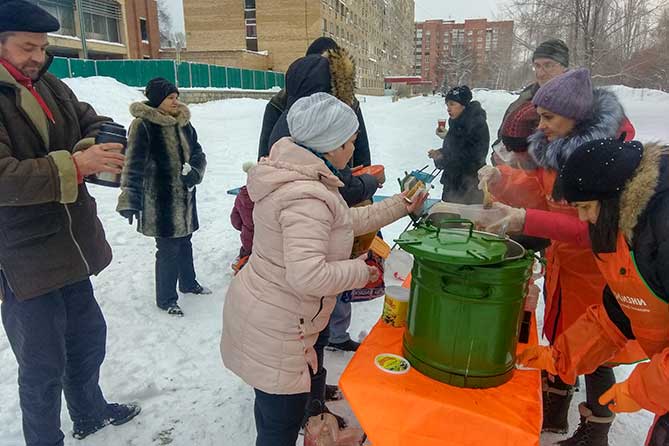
[[244, 0, 255, 8], [244, 0, 257, 51], [245, 18, 257, 37], [140, 18, 149, 42], [37, 0, 76, 36], [81, 0, 122, 43]]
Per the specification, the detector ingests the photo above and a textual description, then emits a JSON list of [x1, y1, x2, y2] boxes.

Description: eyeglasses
[[532, 61, 561, 73]]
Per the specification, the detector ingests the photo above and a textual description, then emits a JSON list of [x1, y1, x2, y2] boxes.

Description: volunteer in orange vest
[[518, 139, 669, 446], [477, 67, 639, 443]]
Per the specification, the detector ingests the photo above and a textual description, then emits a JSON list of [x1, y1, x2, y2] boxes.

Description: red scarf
[[0, 58, 55, 123]]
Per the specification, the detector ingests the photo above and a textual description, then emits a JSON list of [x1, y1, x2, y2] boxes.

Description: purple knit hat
[[532, 68, 594, 122]]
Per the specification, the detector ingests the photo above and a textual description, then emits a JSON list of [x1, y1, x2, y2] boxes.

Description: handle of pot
[[435, 219, 474, 244]]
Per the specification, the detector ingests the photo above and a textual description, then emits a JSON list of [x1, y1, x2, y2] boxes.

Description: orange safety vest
[[595, 232, 669, 358]]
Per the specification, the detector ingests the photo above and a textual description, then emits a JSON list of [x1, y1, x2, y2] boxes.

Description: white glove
[[435, 127, 448, 140], [484, 202, 526, 235], [477, 165, 501, 190], [181, 163, 192, 176]]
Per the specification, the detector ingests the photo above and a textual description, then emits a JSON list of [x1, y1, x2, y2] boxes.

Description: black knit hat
[[306, 37, 339, 56], [145, 77, 179, 108], [558, 138, 644, 202], [0, 0, 60, 34], [533, 39, 569, 67], [445, 85, 472, 106]]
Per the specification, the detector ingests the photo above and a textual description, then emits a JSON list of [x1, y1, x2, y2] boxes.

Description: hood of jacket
[[449, 100, 487, 133], [247, 137, 344, 203], [129, 101, 191, 127], [285, 47, 356, 108], [529, 88, 626, 170], [619, 143, 669, 242]]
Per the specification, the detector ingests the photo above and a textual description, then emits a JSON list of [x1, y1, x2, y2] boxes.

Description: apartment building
[[183, 0, 415, 95], [30, 0, 161, 59], [415, 19, 514, 90]]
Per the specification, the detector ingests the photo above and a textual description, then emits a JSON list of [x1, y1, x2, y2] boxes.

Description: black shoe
[[557, 403, 614, 446], [327, 339, 360, 352], [72, 403, 141, 440], [325, 384, 343, 402], [179, 282, 212, 295]]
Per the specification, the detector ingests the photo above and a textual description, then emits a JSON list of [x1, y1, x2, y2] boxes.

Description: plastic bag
[[304, 412, 366, 446], [341, 251, 385, 303], [384, 250, 414, 284]]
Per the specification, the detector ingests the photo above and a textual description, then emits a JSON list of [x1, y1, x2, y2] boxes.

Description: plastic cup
[[437, 119, 447, 129]]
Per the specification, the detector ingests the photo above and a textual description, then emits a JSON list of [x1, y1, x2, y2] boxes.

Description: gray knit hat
[[287, 92, 359, 153], [533, 39, 569, 67], [532, 68, 594, 122]]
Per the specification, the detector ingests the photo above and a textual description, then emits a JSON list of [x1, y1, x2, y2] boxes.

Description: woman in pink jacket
[[221, 93, 425, 446]]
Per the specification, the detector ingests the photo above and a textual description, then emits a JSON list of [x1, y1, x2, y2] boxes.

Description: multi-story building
[[182, 0, 415, 95], [415, 19, 514, 91], [29, 0, 161, 60]]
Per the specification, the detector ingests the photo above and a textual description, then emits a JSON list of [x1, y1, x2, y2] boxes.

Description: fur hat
[[533, 39, 569, 67], [558, 138, 644, 202], [0, 0, 60, 34], [501, 103, 540, 152], [287, 92, 359, 154], [532, 68, 593, 122], [445, 85, 472, 106], [145, 77, 179, 108]]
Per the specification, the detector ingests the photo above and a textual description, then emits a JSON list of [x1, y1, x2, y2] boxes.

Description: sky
[[162, 0, 505, 35]]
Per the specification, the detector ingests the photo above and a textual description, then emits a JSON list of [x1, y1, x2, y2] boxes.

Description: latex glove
[[305, 345, 318, 374], [477, 165, 501, 190], [485, 203, 526, 236], [119, 209, 139, 225], [427, 149, 442, 160], [599, 380, 643, 413], [435, 127, 448, 140], [516, 345, 558, 375]]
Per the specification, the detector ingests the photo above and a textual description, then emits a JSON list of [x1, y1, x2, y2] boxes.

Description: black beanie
[[533, 39, 569, 67], [558, 138, 644, 202], [445, 85, 472, 106], [0, 0, 60, 34], [145, 77, 179, 108], [306, 37, 339, 56]]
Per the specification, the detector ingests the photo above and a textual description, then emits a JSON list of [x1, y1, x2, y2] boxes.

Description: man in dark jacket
[[0, 2, 140, 445], [429, 86, 489, 204]]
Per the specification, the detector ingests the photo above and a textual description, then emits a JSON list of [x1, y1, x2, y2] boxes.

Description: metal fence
[[48, 57, 286, 90]]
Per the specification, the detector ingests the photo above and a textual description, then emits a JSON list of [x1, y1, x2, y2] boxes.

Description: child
[[221, 93, 425, 446], [230, 162, 255, 273]]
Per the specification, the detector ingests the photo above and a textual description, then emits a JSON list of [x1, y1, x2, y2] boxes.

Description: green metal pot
[[395, 220, 533, 388]]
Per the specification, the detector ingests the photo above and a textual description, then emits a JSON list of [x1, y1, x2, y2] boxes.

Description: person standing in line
[[0, 2, 140, 444], [117, 78, 210, 317]]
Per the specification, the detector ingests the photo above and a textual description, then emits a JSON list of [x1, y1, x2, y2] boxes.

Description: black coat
[[259, 53, 376, 206], [434, 101, 489, 204], [602, 146, 669, 339], [117, 102, 206, 238]]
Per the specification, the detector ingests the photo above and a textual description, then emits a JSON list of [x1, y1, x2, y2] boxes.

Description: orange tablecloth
[[339, 319, 542, 446]]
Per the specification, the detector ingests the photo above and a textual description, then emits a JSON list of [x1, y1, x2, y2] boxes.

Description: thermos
[[85, 122, 127, 188]]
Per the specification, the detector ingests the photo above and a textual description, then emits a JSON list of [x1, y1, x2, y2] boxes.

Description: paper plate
[[374, 353, 411, 375]]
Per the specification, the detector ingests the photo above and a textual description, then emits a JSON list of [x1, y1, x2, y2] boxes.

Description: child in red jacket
[[230, 162, 255, 272]]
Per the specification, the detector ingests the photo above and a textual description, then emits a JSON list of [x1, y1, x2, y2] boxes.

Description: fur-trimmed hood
[[529, 88, 626, 170], [324, 47, 356, 107], [248, 137, 344, 203], [129, 101, 191, 127], [449, 100, 487, 133], [619, 143, 669, 241]]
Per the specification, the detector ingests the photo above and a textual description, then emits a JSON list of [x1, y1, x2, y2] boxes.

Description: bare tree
[[157, 0, 174, 48], [440, 43, 476, 92]]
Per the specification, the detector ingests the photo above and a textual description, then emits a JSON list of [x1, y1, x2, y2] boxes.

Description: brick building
[[29, 0, 161, 59], [415, 19, 514, 91], [182, 0, 415, 95]]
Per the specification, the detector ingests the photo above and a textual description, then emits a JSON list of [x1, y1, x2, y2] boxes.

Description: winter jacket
[[261, 51, 377, 206], [0, 59, 112, 300], [490, 88, 637, 344], [117, 102, 206, 238], [230, 186, 254, 256], [221, 137, 407, 395], [547, 144, 669, 416], [434, 100, 489, 204]]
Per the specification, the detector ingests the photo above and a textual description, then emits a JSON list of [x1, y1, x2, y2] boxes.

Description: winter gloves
[[435, 126, 448, 140], [517, 345, 558, 375], [181, 162, 201, 190], [599, 380, 642, 413]]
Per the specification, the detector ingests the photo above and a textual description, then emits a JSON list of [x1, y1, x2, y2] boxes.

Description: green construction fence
[[48, 57, 285, 90]]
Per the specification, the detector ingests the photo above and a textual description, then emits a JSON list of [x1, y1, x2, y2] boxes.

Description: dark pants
[[1, 278, 108, 446], [585, 366, 616, 418], [155, 235, 197, 308], [253, 329, 328, 445]]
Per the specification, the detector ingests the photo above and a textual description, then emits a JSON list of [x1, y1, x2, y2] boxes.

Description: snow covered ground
[[0, 76, 667, 445]]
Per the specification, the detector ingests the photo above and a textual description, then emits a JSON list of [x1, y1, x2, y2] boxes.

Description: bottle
[[85, 122, 127, 187]]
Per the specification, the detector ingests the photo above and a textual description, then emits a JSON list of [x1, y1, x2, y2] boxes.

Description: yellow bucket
[[382, 286, 410, 328]]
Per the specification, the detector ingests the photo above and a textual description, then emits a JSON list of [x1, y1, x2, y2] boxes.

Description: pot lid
[[394, 220, 514, 265]]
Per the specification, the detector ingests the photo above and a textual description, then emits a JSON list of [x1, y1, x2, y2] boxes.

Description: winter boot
[[179, 282, 212, 295], [326, 384, 343, 402], [327, 339, 360, 352], [542, 372, 575, 434], [557, 403, 614, 446], [73, 402, 141, 440]]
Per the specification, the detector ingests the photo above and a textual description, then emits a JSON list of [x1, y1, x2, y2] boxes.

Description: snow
[[1, 77, 666, 446]]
